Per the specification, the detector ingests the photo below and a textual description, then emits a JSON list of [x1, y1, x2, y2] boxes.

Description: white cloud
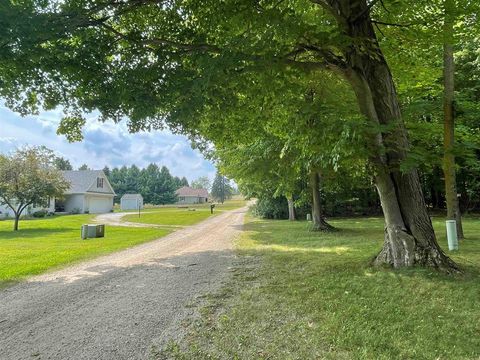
[[0, 104, 216, 181]]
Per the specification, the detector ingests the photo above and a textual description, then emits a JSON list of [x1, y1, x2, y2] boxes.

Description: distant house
[[120, 194, 144, 211], [0, 170, 115, 217], [55, 170, 115, 214], [175, 186, 209, 204]]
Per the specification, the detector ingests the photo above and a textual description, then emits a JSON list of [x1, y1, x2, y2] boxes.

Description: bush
[[252, 196, 289, 219], [70, 208, 81, 214], [32, 210, 48, 218]]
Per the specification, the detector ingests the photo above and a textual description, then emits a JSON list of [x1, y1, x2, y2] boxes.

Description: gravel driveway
[[0, 207, 246, 360], [93, 212, 185, 229]]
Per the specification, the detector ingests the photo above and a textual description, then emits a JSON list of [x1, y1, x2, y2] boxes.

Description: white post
[[446, 220, 458, 251]]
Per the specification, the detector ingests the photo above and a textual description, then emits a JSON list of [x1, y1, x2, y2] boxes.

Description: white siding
[[176, 196, 208, 205], [121, 197, 143, 210], [0, 198, 55, 218], [64, 194, 85, 213]]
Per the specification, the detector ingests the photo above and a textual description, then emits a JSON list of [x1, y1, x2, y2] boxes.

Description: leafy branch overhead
[[2, 0, 480, 271]]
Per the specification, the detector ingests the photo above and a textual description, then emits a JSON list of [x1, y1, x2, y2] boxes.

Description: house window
[[97, 177, 104, 188]]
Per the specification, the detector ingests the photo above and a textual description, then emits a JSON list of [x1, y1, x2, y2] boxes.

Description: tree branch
[[352, 0, 381, 22], [0, 196, 15, 213], [371, 20, 415, 28]]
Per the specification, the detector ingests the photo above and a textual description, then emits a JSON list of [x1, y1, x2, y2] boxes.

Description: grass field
[[0, 215, 170, 286], [0, 199, 246, 286], [124, 208, 214, 226], [161, 215, 480, 360], [122, 199, 247, 226]]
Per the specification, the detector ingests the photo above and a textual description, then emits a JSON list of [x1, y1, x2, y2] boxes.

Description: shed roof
[[121, 193, 143, 199], [175, 186, 209, 198], [62, 170, 114, 195]]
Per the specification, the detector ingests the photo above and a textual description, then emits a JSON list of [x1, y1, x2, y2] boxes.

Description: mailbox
[[81, 224, 105, 239]]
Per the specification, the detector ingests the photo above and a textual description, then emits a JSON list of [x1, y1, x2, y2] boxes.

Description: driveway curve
[[93, 211, 185, 229], [0, 207, 247, 360]]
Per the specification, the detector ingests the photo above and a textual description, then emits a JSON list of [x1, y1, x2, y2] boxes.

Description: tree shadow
[[0, 228, 72, 240]]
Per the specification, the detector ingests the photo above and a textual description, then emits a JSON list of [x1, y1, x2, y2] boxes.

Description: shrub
[[252, 196, 289, 219], [32, 210, 48, 218], [70, 208, 81, 214]]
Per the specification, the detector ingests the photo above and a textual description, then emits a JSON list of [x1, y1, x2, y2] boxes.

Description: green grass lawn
[[124, 208, 215, 226], [0, 215, 170, 286], [161, 215, 480, 360], [122, 199, 247, 226]]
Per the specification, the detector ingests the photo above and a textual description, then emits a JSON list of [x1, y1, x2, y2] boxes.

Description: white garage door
[[88, 197, 112, 214], [122, 199, 137, 210]]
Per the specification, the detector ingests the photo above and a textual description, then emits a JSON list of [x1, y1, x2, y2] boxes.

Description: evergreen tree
[[180, 177, 189, 187], [102, 166, 111, 177], [53, 156, 73, 171], [140, 164, 160, 204], [211, 172, 233, 203], [157, 166, 177, 204], [125, 165, 141, 194]]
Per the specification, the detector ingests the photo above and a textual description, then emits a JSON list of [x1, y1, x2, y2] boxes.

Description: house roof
[[121, 193, 143, 199], [62, 170, 115, 195], [175, 186, 209, 198]]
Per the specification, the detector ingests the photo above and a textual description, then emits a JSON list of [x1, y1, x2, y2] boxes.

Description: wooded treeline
[[2, 0, 480, 271], [104, 164, 188, 205]]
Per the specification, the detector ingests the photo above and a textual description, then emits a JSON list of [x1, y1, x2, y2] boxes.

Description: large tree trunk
[[286, 194, 296, 221], [310, 171, 335, 231], [443, 0, 464, 239], [330, 0, 460, 272]]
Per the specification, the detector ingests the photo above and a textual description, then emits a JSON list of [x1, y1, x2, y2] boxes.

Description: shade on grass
[[161, 215, 480, 359], [0, 214, 169, 285]]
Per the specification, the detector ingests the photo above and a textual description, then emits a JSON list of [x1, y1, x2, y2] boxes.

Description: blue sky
[[0, 104, 216, 182]]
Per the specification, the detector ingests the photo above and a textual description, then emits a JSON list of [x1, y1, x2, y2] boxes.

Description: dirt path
[[93, 212, 185, 229], [0, 207, 246, 360]]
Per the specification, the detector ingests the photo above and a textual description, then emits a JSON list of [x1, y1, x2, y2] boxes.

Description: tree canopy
[[2, 0, 479, 271], [0, 147, 69, 230]]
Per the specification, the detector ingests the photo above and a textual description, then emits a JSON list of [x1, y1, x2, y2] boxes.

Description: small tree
[[191, 176, 211, 191], [78, 164, 89, 170], [0, 147, 69, 231]]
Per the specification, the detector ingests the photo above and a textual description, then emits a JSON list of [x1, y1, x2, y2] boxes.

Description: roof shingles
[[62, 170, 112, 194], [175, 186, 209, 198]]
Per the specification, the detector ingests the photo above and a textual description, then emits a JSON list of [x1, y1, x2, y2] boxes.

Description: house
[[0, 202, 55, 219], [0, 170, 115, 218], [175, 186, 209, 204], [55, 170, 116, 214], [120, 194, 144, 211]]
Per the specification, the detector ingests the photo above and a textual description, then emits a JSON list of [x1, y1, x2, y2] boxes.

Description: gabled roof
[[62, 170, 115, 195], [175, 186, 209, 198], [121, 193, 143, 199]]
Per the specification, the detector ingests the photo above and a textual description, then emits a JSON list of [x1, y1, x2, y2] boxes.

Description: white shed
[[120, 194, 144, 211]]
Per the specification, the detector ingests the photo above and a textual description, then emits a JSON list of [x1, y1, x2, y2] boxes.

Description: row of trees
[[2, 1, 479, 272], [105, 164, 188, 204]]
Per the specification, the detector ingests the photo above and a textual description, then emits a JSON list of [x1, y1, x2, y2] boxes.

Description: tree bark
[[310, 171, 335, 231], [14, 214, 19, 231], [443, 0, 464, 239], [328, 0, 460, 272], [286, 194, 296, 221]]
